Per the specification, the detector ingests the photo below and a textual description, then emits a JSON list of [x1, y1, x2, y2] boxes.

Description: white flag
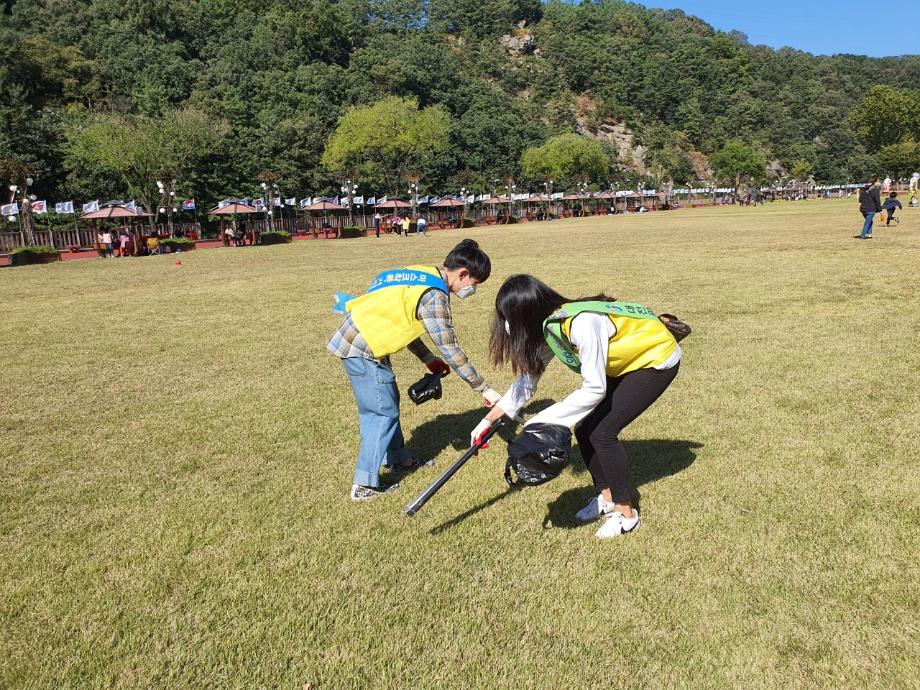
[[273, 197, 282, 207], [55, 201, 75, 214], [1, 202, 19, 216], [82, 200, 100, 213], [299, 197, 311, 208], [285, 197, 296, 206], [353, 195, 364, 205]]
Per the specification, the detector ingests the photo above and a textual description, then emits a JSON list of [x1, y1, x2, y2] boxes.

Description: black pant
[[574, 363, 679, 504]]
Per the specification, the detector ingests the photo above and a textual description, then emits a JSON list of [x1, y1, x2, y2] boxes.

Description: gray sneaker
[[350, 483, 399, 502]]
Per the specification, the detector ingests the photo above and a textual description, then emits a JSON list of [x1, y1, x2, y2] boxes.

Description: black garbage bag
[[504, 423, 572, 487]]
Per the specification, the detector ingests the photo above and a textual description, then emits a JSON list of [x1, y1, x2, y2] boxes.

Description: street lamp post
[[9, 176, 36, 246], [156, 178, 177, 237], [543, 179, 554, 217], [408, 178, 420, 222], [505, 180, 516, 223], [260, 181, 279, 232], [460, 186, 468, 229], [341, 179, 358, 225]]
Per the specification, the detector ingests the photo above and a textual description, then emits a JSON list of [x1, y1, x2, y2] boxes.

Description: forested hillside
[[2, 0, 919, 204]]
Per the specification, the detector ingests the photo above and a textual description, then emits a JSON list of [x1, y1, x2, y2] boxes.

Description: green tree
[[709, 141, 767, 192], [65, 108, 227, 225], [790, 159, 814, 182], [520, 134, 610, 188], [849, 85, 920, 150], [876, 138, 920, 178], [321, 96, 452, 195]]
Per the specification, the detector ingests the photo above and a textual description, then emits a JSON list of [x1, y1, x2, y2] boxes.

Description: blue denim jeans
[[860, 212, 875, 238], [342, 357, 410, 487]]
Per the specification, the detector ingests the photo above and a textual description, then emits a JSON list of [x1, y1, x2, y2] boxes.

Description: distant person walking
[[882, 192, 902, 226], [858, 176, 881, 240], [401, 215, 411, 238], [373, 211, 382, 238], [416, 215, 427, 238], [881, 175, 892, 194]]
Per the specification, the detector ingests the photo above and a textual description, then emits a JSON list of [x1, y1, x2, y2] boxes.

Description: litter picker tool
[[404, 419, 507, 517]]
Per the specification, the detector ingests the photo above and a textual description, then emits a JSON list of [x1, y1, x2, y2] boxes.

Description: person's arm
[[407, 338, 435, 363], [527, 313, 614, 430], [416, 289, 491, 394]]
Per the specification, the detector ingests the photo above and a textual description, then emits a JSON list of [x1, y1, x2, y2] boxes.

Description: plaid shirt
[[327, 283, 488, 392]]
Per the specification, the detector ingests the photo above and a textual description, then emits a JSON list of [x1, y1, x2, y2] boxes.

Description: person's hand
[[470, 418, 493, 450], [482, 387, 502, 408], [427, 359, 450, 377]]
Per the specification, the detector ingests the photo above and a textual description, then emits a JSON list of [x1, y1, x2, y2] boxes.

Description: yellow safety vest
[[346, 265, 446, 357], [550, 301, 677, 377]]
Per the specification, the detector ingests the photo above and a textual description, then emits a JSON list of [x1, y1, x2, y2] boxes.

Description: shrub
[[462, 217, 476, 228], [260, 230, 292, 245], [12, 245, 57, 255], [10, 245, 60, 266], [340, 226, 367, 239]]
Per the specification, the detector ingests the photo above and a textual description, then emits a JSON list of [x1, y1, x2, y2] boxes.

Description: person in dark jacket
[[858, 176, 881, 239], [882, 192, 902, 226]]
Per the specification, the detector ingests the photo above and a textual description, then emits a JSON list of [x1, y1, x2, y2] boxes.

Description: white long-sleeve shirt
[[495, 313, 681, 430]]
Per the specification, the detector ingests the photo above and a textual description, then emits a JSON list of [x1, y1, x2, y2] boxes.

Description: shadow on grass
[[410, 405, 700, 534], [543, 438, 703, 529], [407, 399, 556, 459], [405, 401, 556, 534], [429, 488, 518, 535]]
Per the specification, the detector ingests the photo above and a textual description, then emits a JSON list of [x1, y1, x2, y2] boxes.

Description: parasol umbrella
[[302, 200, 347, 237], [481, 196, 511, 224], [210, 202, 259, 245], [82, 205, 153, 255], [81, 206, 151, 219], [430, 197, 466, 228], [373, 199, 412, 209]]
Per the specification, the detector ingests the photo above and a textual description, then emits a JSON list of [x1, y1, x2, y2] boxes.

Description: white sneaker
[[575, 494, 616, 523], [595, 510, 641, 539]]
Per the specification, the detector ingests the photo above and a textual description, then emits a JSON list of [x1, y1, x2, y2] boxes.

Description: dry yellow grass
[[1, 200, 918, 688]]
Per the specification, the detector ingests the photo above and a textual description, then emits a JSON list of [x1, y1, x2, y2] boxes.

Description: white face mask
[[504, 319, 511, 335], [456, 282, 476, 300]]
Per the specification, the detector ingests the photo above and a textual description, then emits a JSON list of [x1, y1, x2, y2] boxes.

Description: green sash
[[542, 300, 658, 372]]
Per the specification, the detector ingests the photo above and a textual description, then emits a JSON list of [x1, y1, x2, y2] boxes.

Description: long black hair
[[444, 239, 491, 281], [489, 274, 615, 376]]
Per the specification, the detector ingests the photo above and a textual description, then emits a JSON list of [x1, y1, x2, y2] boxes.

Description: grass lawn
[[1, 200, 918, 688]]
